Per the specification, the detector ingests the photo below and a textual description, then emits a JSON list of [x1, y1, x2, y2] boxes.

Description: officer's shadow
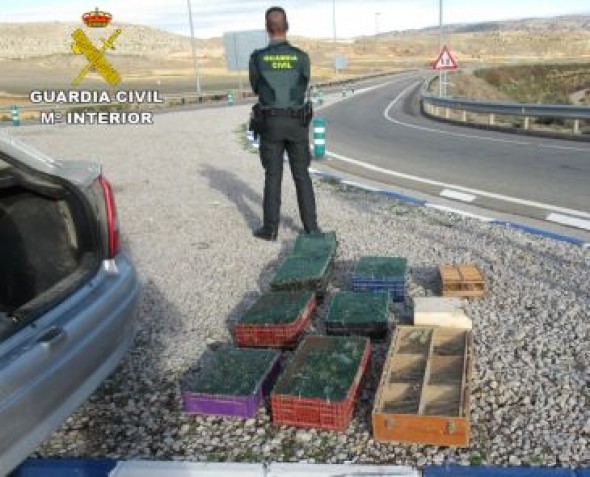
[[199, 165, 299, 233]]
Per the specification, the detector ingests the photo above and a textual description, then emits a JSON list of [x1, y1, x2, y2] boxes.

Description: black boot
[[304, 226, 322, 234], [253, 226, 278, 241]]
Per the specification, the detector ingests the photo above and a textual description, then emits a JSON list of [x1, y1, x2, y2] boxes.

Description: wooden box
[[372, 325, 473, 447], [440, 264, 485, 298]]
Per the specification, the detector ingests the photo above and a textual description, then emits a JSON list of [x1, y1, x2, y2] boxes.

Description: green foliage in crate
[[238, 291, 314, 325], [192, 348, 279, 396], [354, 256, 407, 279], [274, 336, 367, 401], [271, 255, 332, 286], [325, 291, 389, 324], [293, 232, 337, 257]]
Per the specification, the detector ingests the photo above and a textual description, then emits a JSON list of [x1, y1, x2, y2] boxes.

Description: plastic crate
[[351, 257, 407, 302], [271, 336, 371, 431], [325, 291, 390, 340], [293, 231, 337, 258], [351, 282, 406, 302], [183, 348, 281, 419], [235, 291, 317, 349], [353, 256, 407, 279], [270, 255, 334, 298]]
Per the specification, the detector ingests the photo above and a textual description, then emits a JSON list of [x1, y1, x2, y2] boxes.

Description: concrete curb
[[11, 458, 117, 476], [12, 459, 589, 476], [308, 167, 590, 249], [424, 466, 590, 476], [11, 459, 419, 476]]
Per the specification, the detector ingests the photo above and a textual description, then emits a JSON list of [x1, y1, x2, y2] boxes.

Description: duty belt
[[261, 108, 302, 118]]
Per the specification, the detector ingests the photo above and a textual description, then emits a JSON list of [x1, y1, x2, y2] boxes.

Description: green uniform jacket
[[249, 40, 310, 110]]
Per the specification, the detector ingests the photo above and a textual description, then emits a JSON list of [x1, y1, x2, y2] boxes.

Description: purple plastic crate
[[182, 353, 282, 419]]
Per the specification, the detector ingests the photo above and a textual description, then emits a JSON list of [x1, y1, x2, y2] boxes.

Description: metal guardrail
[[420, 76, 590, 134], [422, 92, 590, 119]]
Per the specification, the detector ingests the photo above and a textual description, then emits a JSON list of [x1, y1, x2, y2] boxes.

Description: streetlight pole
[[374, 12, 381, 73], [438, 0, 444, 97], [187, 0, 202, 95], [333, 0, 338, 77], [375, 12, 381, 36]]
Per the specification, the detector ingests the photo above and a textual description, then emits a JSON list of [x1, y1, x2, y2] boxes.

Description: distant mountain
[[378, 14, 590, 37], [1, 15, 590, 62], [0, 22, 218, 59]]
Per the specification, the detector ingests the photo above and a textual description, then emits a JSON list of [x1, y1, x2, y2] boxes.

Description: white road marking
[[339, 179, 382, 191], [307, 168, 590, 247], [440, 188, 477, 202], [325, 149, 590, 219], [314, 73, 421, 112], [425, 203, 494, 222], [546, 213, 590, 231], [383, 81, 590, 153]]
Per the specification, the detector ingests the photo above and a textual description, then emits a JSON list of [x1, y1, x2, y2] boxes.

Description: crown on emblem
[[82, 7, 112, 28]]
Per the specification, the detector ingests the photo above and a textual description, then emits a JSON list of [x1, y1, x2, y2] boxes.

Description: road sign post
[[223, 30, 268, 94], [433, 45, 458, 98]]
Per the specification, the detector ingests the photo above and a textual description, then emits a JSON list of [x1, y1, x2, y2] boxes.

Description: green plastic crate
[[325, 291, 390, 339], [270, 254, 333, 290], [293, 232, 337, 258]]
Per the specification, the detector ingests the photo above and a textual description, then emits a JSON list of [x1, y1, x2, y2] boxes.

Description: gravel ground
[[10, 102, 589, 468]]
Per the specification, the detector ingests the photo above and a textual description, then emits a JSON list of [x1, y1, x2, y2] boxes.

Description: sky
[[1, 0, 588, 39]]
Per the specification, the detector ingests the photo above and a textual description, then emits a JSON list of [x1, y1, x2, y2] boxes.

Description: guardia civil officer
[[249, 6, 320, 241]]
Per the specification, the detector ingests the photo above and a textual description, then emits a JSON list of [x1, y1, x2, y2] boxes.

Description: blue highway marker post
[[313, 118, 326, 159]]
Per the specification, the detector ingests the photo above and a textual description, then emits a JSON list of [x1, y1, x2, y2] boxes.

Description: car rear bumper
[[0, 253, 140, 476]]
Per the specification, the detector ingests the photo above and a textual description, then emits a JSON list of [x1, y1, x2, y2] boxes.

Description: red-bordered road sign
[[433, 45, 458, 70]]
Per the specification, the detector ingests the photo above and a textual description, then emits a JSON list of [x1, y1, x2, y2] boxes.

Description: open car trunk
[[0, 165, 100, 341]]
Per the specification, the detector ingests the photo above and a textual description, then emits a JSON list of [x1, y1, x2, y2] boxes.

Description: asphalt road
[[321, 72, 590, 227]]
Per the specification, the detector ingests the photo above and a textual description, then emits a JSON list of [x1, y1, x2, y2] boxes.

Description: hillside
[[0, 16, 589, 99], [0, 22, 216, 59], [2, 15, 590, 61], [402, 15, 590, 35]]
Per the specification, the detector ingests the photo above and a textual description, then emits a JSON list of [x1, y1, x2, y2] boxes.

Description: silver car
[[0, 132, 140, 475]]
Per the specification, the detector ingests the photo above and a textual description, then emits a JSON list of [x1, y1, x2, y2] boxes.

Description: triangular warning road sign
[[434, 45, 458, 70]]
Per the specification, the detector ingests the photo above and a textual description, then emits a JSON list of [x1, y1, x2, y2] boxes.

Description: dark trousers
[[259, 115, 318, 232]]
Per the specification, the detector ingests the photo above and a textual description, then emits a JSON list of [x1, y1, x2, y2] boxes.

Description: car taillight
[[98, 175, 120, 258]]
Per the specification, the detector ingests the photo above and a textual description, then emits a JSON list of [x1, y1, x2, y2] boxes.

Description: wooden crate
[[372, 325, 473, 447], [439, 264, 485, 298]]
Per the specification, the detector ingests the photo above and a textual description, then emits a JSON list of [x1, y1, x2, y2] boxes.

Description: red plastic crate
[[235, 295, 317, 349], [271, 337, 371, 431]]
